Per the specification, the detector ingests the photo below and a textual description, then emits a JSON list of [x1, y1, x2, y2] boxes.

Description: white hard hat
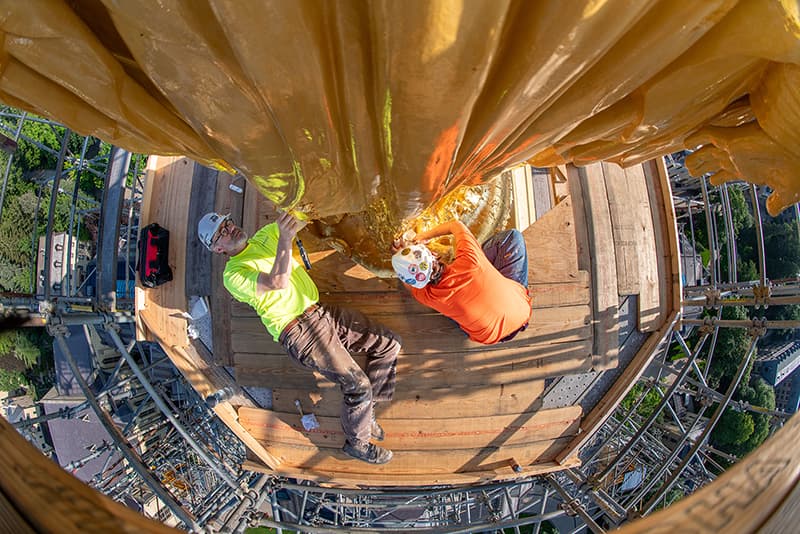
[[392, 244, 434, 288], [197, 212, 230, 250]]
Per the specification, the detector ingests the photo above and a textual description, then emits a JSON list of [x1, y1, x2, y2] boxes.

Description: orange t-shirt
[[410, 224, 532, 344]]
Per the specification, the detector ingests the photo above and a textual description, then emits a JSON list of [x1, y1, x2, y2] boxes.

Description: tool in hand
[[294, 399, 320, 431], [295, 238, 311, 270]]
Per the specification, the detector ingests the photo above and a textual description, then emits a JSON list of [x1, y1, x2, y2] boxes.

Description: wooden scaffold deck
[[135, 155, 679, 487]]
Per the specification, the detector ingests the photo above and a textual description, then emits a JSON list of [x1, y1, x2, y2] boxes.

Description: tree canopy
[[692, 185, 800, 286]]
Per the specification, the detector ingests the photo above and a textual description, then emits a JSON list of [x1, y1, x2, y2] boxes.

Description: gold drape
[[0, 0, 797, 261]]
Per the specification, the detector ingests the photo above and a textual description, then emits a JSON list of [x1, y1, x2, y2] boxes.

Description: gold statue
[[0, 0, 797, 270]]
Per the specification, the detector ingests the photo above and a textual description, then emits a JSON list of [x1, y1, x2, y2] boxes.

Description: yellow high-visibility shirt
[[223, 223, 318, 341]]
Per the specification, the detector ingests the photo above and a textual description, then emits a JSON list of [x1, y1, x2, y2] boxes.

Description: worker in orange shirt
[[391, 220, 531, 344]]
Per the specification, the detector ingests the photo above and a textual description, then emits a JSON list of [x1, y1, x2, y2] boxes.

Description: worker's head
[[197, 212, 247, 255], [391, 244, 436, 288]]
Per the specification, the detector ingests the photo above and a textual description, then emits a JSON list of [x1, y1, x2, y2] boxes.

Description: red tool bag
[[137, 223, 173, 288]]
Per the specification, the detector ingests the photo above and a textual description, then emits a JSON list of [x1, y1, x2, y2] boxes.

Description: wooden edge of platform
[[0, 416, 175, 533], [556, 310, 679, 463], [644, 156, 682, 312], [134, 156, 159, 342], [174, 342, 281, 470], [241, 455, 582, 489]]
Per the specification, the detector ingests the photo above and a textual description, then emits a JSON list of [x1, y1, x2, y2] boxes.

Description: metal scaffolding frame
[[258, 478, 568, 533], [538, 169, 800, 533], [0, 111, 266, 532], [2, 113, 799, 533]]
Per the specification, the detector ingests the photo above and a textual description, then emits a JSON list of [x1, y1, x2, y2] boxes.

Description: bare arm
[[256, 211, 306, 293]]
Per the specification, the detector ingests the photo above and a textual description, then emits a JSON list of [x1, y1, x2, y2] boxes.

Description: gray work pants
[[279, 303, 400, 446]]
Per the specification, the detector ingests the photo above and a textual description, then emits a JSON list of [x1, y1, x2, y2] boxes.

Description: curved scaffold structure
[[0, 0, 797, 270], [1, 1, 800, 531]]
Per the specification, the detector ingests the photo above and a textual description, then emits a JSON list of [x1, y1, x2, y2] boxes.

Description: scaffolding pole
[[50, 323, 200, 530], [103, 326, 241, 490]]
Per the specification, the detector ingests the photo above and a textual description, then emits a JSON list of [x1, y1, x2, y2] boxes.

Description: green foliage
[[690, 188, 750, 251], [0, 328, 52, 397], [0, 111, 109, 292], [739, 377, 776, 411], [0, 368, 27, 391], [709, 377, 776, 459], [40, 179, 82, 235], [619, 383, 642, 412], [727, 212, 800, 282], [77, 153, 105, 202], [737, 259, 758, 282], [13, 331, 40, 367], [762, 222, 800, 280], [0, 329, 43, 368], [690, 186, 800, 285], [705, 306, 751, 390], [14, 120, 62, 173], [742, 412, 771, 453], [0, 328, 53, 399], [0, 191, 37, 261], [764, 304, 800, 339], [128, 153, 148, 186], [734, 378, 775, 456], [620, 382, 664, 421], [700, 248, 711, 269], [711, 409, 754, 447], [668, 341, 685, 361], [727, 188, 753, 235]]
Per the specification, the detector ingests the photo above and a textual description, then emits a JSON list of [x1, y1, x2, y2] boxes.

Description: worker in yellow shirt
[[199, 211, 400, 464]]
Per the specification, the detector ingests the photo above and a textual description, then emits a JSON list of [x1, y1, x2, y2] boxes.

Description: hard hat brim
[[200, 213, 231, 250]]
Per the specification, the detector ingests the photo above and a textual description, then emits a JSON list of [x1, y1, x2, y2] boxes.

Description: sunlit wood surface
[[134, 155, 677, 486]]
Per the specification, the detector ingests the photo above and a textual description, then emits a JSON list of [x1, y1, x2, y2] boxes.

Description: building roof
[[52, 325, 98, 398], [42, 398, 120, 483], [755, 340, 800, 386]]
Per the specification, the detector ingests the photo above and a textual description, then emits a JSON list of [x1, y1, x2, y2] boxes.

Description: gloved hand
[[391, 229, 417, 253]]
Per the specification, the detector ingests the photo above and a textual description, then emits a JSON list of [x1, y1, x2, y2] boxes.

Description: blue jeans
[[482, 229, 529, 287], [483, 229, 529, 342]]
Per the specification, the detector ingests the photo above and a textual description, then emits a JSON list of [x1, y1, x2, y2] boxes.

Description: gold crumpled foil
[[0, 0, 797, 271]]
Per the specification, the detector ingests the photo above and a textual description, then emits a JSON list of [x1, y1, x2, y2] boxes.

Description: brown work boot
[[342, 440, 393, 464], [371, 417, 385, 441]]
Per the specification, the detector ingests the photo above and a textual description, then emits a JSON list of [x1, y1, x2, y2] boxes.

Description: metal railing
[[0, 111, 265, 532]]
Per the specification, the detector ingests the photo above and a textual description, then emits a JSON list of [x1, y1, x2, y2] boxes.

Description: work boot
[[342, 440, 393, 464], [371, 416, 385, 442]]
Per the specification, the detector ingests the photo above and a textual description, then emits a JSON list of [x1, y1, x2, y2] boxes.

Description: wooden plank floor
[[139, 156, 678, 487], [135, 156, 282, 469], [213, 178, 591, 484]]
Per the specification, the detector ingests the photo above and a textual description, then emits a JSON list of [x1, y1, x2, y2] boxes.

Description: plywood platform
[[136, 156, 679, 487]]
